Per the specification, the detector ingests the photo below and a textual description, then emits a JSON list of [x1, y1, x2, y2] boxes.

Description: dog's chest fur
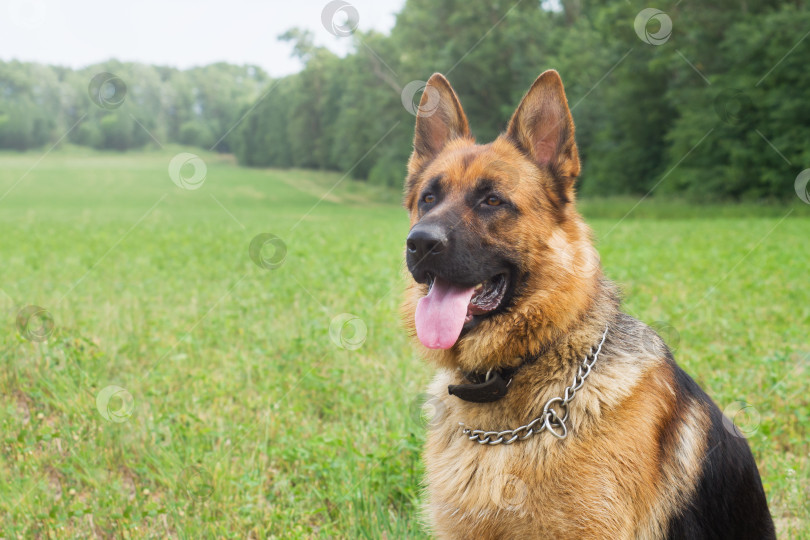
[[422, 343, 708, 540]]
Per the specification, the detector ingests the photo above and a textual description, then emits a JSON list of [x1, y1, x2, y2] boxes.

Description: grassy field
[[0, 148, 808, 538]]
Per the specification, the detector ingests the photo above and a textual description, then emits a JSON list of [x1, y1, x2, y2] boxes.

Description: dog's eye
[[423, 193, 435, 204], [484, 196, 502, 207]]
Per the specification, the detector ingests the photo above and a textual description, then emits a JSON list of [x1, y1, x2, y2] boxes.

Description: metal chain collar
[[459, 325, 609, 445]]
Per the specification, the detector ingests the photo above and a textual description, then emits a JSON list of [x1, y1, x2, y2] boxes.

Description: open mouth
[[414, 272, 510, 350], [436, 273, 508, 322]]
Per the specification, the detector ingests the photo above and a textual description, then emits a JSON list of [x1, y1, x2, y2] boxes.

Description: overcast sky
[[0, 0, 405, 76]]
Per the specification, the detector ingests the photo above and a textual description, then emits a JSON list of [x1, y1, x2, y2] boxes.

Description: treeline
[[0, 60, 269, 153], [2, 0, 809, 200], [231, 0, 810, 200]]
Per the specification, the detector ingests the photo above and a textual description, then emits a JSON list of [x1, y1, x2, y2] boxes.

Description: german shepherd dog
[[401, 71, 775, 539]]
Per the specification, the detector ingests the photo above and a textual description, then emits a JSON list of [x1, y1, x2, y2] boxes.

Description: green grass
[[0, 148, 808, 538]]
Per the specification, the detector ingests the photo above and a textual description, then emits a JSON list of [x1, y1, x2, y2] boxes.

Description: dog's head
[[403, 70, 602, 371]]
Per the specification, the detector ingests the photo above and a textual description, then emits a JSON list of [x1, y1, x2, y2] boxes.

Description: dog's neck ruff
[[457, 325, 609, 444]]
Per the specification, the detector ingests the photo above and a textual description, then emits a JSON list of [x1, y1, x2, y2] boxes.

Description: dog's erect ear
[[506, 70, 581, 198], [411, 73, 471, 163]]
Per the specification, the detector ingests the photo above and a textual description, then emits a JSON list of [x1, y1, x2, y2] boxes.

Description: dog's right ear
[[408, 73, 471, 172]]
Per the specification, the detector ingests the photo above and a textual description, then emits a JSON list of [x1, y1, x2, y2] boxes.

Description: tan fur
[[402, 137, 599, 374], [419, 305, 710, 538], [402, 72, 711, 538]]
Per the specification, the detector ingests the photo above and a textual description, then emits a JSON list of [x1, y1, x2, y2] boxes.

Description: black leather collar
[[448, 350, 544, 403], [447, 367, 518, 403]]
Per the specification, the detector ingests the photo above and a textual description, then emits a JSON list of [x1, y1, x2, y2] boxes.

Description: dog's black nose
[[406, 223, 448, 260]]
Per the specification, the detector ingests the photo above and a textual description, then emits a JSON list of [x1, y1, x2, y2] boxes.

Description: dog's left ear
[[506, 70, 580, 200]]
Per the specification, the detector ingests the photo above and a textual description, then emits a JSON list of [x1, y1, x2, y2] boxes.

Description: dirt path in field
[[274, 172, 343, 203], [272, 169, 397, 207]]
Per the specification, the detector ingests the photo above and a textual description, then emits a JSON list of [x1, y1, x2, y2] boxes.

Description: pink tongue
[[415, 277, 476, 349]]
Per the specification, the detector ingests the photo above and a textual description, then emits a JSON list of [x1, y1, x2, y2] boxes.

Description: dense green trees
[[232, 0, 809, 201], [662, 3, 810, 200], [1, 0, 808, 200], [0, 60, 268, 153]]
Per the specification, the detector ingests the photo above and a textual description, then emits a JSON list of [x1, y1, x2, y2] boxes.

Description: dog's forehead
[[421, 140, 526, 192]]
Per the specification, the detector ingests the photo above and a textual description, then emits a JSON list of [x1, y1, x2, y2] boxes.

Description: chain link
[[459, 325, 609, 445]]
